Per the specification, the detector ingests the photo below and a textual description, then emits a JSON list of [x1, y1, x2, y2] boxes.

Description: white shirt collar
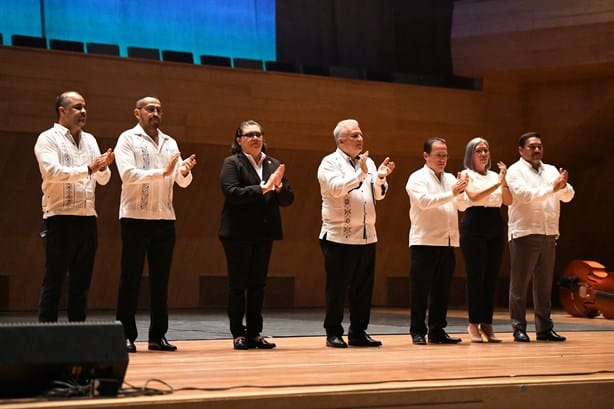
[[519, 157, 543, 173]]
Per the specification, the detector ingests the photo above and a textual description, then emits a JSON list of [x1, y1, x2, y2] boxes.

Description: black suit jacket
[[219, 153, 294, 241]]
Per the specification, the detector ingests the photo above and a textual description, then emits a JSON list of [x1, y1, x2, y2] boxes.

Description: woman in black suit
[[219, 120, 294, 350]]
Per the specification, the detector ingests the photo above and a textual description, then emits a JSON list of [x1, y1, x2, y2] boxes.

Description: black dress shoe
[[326, 335, 348, 348], [411, 333, 427, 345], [348, 332, 382, 347], [428, 331, 462, 344], [148, 336, 177, 351], [247, 337, 277, 349], [536, 330, 566, 342], [513, 329, 530, 342], [233, 337, 249, 350], [126, 339, 136, 353]]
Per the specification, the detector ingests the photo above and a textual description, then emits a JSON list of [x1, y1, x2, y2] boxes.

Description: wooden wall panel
[[520, 79, 614, 275], [452, 0, 614, 77], [2, 43, 612, 312]]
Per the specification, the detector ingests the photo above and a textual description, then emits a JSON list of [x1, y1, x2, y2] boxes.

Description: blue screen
[[0, 0, 276, 62]]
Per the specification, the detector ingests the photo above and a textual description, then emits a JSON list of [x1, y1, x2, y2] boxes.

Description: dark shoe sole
[[247, 342, 277, 349], [348, 341, 382, 347], [148, 345, 178, 351], [326, 342, 348, 348], [428, 339, 461, 344]]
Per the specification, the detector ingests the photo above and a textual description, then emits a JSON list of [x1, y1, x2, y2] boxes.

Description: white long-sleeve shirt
[[317, 148, 388, 244], [114, 124, 192, 220], [34, 123, 111, 218], [506, 158, 574, 240], [406, 165, 463, 247], [461, 169, 502, 208]]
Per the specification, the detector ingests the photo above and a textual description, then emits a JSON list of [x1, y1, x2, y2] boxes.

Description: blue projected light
[[0, 0, 276, 61], [0, 0, 42, 38]]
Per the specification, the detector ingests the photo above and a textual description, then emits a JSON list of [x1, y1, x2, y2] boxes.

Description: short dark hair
[[519, 131, 541, 147], [135, 96, 160, 109], [55, 92, 77, 118], [231, 119, 267, 154], [424, 137, 447, 154]]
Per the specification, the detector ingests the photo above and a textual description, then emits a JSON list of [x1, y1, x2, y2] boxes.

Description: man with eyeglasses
[[405, 137, 468, 345], [317, 119, 395, 348], [507, 132, 574, 343], [114, 96, 197, 353]]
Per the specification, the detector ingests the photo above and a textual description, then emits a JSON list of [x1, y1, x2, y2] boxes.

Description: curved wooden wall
[[452, 0, 614, 292], [451, 0, 614, 76]]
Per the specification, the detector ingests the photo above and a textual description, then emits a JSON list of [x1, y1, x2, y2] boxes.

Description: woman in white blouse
[[460, 138, 513, 342]]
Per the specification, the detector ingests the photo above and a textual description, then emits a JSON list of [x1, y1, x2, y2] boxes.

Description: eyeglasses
[[139, 105, 163, 114], [241, 132, 263, 139], [524, 144, 542, 150]]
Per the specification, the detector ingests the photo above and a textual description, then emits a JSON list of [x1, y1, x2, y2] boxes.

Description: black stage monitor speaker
[[0, 321, 128, 398]]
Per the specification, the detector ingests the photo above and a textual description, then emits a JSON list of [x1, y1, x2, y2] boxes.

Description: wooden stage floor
[[2, 310, 614, 409]]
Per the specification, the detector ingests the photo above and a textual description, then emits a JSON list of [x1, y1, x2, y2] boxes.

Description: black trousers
[[116, 219, 175, 342], [460, 207, 505, 324], [409, 245, 455, 336], [221, 239, 273, 338], [320, 239, 376, 337], [38, 215, 97, 322]]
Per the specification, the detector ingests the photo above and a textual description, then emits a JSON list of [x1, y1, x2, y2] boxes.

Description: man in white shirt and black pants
[[34, 91, 113, 322], [114, 96, 197, 353], [507, 132, 574, 342], [405, 137, 467, 345], [317, 119, 395, 348]]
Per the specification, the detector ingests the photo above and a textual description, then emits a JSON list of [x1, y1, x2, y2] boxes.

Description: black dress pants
[[38, 215, 97, 322], [116, 219, 175, 342], [409, 245, 455, 336], [320, 239, 376, 337], [221, 239, 273, 338], [460, 207, 505, 324]]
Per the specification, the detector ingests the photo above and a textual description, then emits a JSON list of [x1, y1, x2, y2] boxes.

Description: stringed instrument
[[559, 260, 614, 319]]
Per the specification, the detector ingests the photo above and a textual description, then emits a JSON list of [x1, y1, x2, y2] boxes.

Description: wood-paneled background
[[0, 0, 612, 312]]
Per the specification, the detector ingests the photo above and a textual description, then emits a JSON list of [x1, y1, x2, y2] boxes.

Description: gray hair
[[333, 119, 358, 144], [463, 137, 490, 170]]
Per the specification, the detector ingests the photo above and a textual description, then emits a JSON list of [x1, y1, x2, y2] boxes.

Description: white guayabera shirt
[[114, 124, 192, 220], [34, 123, 111, 218], [318, 148, 388, 245]]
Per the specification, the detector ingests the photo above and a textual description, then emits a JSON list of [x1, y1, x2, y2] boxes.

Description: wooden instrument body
[[559, 260, 614, 319]]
